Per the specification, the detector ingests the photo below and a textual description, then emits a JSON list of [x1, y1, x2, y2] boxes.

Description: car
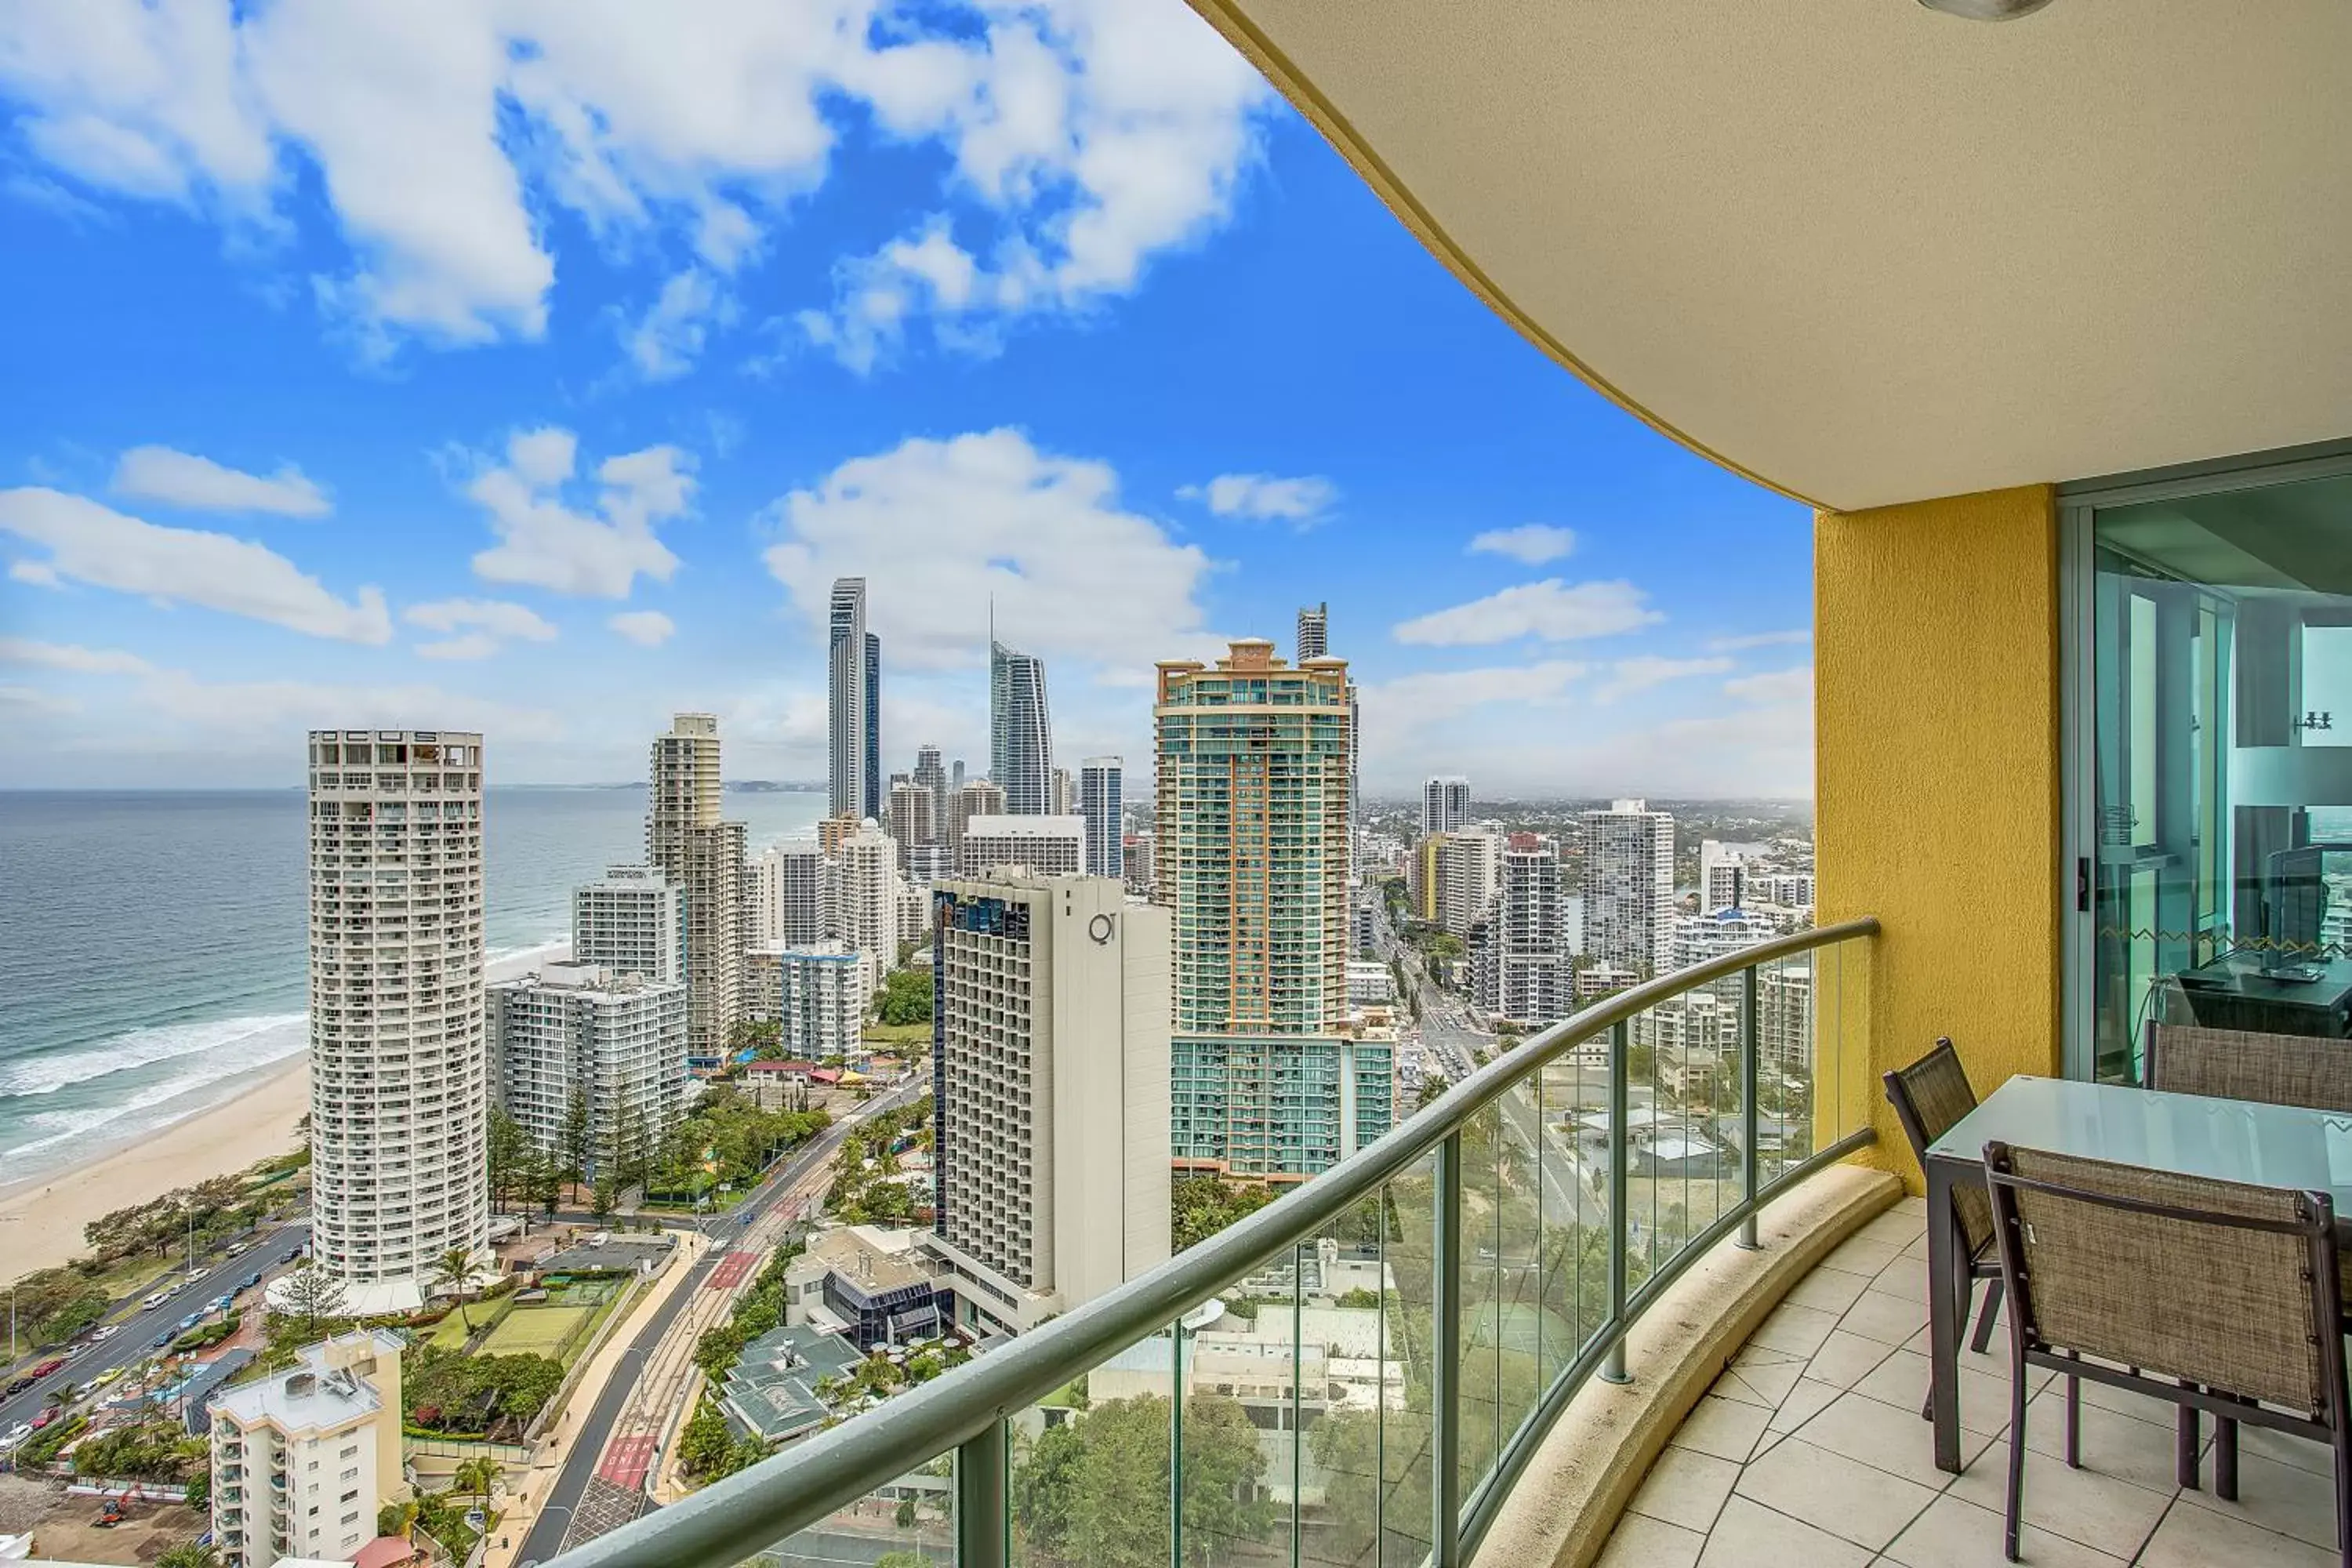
[[27, 1358, 64, 1379], [284, 1247, 303, 1263], [163, 1281, 187, 1298], [28, 1408, 56, 1431], [140, 1291, 168, 1309], [239, 1273, 262, 1291], [72, 1377, 107, 1399], [92, 1367, 124, 1388], [225, 1241, 249, 1256], [150, 1333, 172, 1350], [90, 1323, 120, 1341], [176, 1315, 200, 1331], [0, 1422, 31, 1450], [58, 1344, 85, 1362]]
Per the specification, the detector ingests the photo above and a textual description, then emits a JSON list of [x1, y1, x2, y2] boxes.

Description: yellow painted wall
[[1816, 485, 2062, 1190]]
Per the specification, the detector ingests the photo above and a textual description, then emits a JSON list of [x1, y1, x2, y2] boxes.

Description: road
[[513, 1081, 924, 1567], [1, 1216, 313, 1436]]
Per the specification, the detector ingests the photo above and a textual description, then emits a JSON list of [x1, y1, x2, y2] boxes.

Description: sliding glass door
[[2067, 454, 2352, 1082]]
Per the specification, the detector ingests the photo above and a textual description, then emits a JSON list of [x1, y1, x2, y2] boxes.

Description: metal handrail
[[550, 915, 1879, 1568]]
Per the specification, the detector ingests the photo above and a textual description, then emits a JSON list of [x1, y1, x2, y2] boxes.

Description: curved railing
[[548, 916, 1878, 1568]]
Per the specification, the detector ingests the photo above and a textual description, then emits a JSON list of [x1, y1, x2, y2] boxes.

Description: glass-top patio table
[[1922, 1073, 2352, 1472]]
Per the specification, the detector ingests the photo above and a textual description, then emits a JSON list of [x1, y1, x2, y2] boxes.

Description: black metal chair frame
[[1883, 1038, 2005, 1416], [1984, 1140, 2352, 1566]]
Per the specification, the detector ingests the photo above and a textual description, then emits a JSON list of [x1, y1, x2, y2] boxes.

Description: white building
[[833, 819, 904, 971], [1347, 959, 1399, 1007], [1078, 756, 1123, 878], [1581, 799, 1676, 978], [1489, 833, 1570, 1028], [646, 714, 747, 1062], [1436, 827, 1501, 938], [1699, 839, 1766, 911], [306, 729, 488, 1312], [572, 864, 683, 984], [750, 840, 830, 947], [1423, 775, 1472, 835], [209, 1330, 405, 1568], [906, 843, 955, 886], [932, 873, 1172, 1316], [747, 940, 869, 1061], [490, 960, 686, 1176], [958, 814, 1086, 877], [829, 578, 873, 819], [886, 779, 937, 868], [948, 778, 1006, 854]]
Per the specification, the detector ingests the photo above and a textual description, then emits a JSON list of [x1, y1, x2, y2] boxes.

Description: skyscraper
[[1296, 601, 1329, 662], [1156, 640, 1382, 1178], [828, 578, 868, 819], [887, 779, 937, 868], [1487, 833, 1569, 1027], [305, 729, 488, 1312], [1050, 764, 1075, 816], [1423, 775, 1472, 834], [749, 840, 829, 947], [865, 629, 883, 820], [990, 637, 1053, 814], [572, 864, 684, 984], [646, 714, 747, 1063], [1582, 798, 1676, 976], [913, 743, 949, 844], [833, 819, 904, 974], [1078, 756, 1123, 877], [932, 873, 1171, 1311], [1436, 827, 1502, 938]]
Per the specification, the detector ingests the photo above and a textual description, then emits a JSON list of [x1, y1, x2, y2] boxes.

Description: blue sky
[[0, 0, 1811, 795]]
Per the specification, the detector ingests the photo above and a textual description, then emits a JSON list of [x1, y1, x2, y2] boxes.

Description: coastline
[[0, 1056, 311, 1279], [0, 938, 572, 1283]]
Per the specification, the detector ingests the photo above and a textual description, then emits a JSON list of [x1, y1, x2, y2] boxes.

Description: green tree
[[155, 1545, 222, 1568], [877, 967, 934, 1026], [430, 1247, 487, 1328], [1170, 1174, 1276, 1253], [277, 1262, 348, 1338], [876, 1555, 929, 1568], [1011, 1421, 1085, 1562], [1048, 1393, 1269, 1568], [452, 1454, 500, 1512], [590, 1169, 619, 1227], [486, 1106, 528, 1214], [561, 1090, 592, 1192], [894, 1496, 919, 1530]]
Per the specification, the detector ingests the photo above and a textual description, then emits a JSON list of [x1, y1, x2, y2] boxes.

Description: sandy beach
[[0, 1058, 312, 1279], [0, 941, 572, 1283]]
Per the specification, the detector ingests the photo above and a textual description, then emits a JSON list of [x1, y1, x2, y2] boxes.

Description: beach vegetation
[[429, 1247, 492, 1328], [155, 1545, 222, 1568], [16, 1411, 88, 1468], [72, 1414, 207, 1482], [274, 1262, 350, 1338], [677, 1388, 769, 1481], [485, 1106, 529, 1215], [1007, 1392, 1270, 1568], [6, 1265, 109, 1348]]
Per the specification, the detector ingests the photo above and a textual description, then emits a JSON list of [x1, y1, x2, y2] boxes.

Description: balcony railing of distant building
[[546, 916, 1879, 1568]]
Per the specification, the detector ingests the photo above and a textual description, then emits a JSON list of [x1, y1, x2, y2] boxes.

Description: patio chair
[[2149, 1019, 2352, 1327], [1984, 1142, 2352, 1566], [1883, 1040, 2005, 1408]]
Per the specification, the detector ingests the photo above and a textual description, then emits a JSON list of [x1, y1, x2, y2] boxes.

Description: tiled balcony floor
[[1598, 1196, 2347, 1567]]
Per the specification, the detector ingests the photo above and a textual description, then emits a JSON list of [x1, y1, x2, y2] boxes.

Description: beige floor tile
[[1766, 1377, 1846, 1434], [1839, 1286, 1930, 1347], [1947, 1439, 2174, 1559], [1626, 1446, 1742, 1534], [1747, 1301, 1840, 1359], [2139, 1497, 2341, 1567], [1784, 1265, 1871, 1315], [1796, 1386, 1991, 1489], [2233, 1422, 2335, 1480], [1728, 1357, 1803, 1407], [1873, 1250, 1929, 1299], [1733, 1435, 1940, 1552], [1732, 1340, 1806, 1370], [1708, 1367, 1777, 1410], [1857, 1209, 1929, 1248], [1851, 1348, 2013, 1438], [2020, 1384, 2200, 1497], [1595, 1512, 1707, 1568], [1671, 1395, 1773, 1463], [1806, 1327, 1904, 1391], [1904, 1229, 1931, 1260], [1693, 1496, 1872, 1568], [1893, 1195, 1930, 1218], [1880, 1491, 2128, 1568], [2176, 1450, 2343, 1552], [2073, 1374, 2191, 1429], [1819, 1234, 1905, 1279]]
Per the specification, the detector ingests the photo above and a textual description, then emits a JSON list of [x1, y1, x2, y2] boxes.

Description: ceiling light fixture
[[1918, 0, 2056, 18]]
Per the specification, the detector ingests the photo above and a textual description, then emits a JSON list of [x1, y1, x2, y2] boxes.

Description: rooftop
[[209, 1330, 400, 1433]]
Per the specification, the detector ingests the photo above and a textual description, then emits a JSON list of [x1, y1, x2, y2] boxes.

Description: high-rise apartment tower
[[1078, 756, 1123, 877], [1581, 798, 1676, 976], [646, 714, 747, 1063], [828, 578, 869, 818], [1423, 775, 1472, 835], [305, 729, 488, 1312], [989, 637, 1053, 814]]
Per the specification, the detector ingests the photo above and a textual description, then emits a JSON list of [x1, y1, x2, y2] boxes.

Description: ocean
[[0, 787, 826, 1189]]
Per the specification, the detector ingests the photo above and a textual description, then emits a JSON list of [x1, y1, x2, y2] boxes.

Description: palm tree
[[429, 1247, 486, 1329], [156, 1545, 222, 1568], [452, 1455, 499, 1514]]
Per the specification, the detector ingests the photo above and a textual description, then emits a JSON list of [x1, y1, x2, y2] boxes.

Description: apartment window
[[2074, 457, 2352, 1081]]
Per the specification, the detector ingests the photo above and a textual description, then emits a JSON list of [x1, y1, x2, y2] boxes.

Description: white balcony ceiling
[[1189, 0, 2352, 511]]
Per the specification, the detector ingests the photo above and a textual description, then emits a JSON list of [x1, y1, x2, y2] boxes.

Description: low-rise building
[[1346, 959, 1397, 1007], [208, 1331, 405, 1568], [782, 1224, 956, 1348], [718, 1321, 867, 1445], [956, 814, 1086, 877]]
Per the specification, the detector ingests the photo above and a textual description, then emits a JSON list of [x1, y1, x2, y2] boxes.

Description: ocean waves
[[0, 1011, 307, 1098]]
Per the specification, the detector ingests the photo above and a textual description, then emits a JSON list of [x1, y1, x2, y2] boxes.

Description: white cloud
[[1708, 628, 1811, 653], [0, 637, 160, 675], [0, 488, 390, 642], [404, 597, 558, 660], [9, 560, 62, 587], [1595, 655, 1733, 703], [0, 0, 1269, 361], [1357, 660, 1591, 751], [608, 610, 676, 647], [112, 445, 331, 517], [1468, 524, 1576, 565], [623, 268, 734, 380], [762, 427, 1214, 673], [0, 684, 79, 714], [1392, 579, 1662, 648], [1725, 666, 1812, 706], [1179, 472, 1337, 524], [461, 427, 691, 598]]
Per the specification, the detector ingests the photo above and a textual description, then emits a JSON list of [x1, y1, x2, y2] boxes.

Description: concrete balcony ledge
[[1473, 1161, 1902, 1568]]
